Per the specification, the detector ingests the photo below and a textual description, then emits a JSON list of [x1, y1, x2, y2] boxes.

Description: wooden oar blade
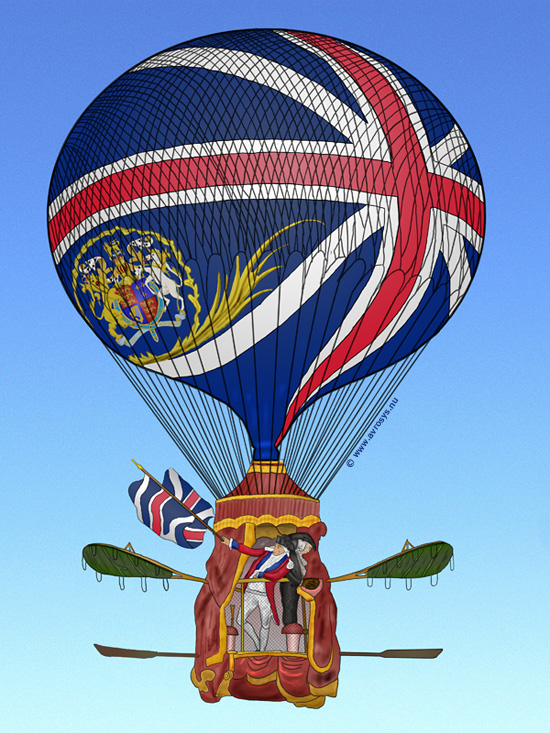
[[341, 648, 442, 659], [380, 648, 443, 658], [94, 644, 197, 659], [94, 644, 157, 659]]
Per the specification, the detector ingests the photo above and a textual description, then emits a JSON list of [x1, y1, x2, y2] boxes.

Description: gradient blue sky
[[2, 1, 549, 731]]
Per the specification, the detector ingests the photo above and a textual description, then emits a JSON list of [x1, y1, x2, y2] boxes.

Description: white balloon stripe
[[146, 199, 390, 379], [48, 139, 364, 221], [431, 124, 469, 166], [52, 182, 366, 265], [132, 476, 150, 523], [129, 46, 386, 156]]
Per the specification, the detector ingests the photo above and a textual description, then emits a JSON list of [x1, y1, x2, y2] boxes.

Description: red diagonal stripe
[[183, 489, 200, 509], [279, 32, 431, 435], [278, 32, 485, 440]]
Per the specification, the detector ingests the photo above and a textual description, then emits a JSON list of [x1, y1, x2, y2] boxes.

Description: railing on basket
[[229, 578, 310, 655]]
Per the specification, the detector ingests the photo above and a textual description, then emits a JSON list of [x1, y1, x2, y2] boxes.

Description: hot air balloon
[[49, 29, 485, 707]]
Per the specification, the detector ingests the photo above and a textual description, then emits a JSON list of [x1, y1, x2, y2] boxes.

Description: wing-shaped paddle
[[82, 543, 205, 582], [328, 541, 453, 582]]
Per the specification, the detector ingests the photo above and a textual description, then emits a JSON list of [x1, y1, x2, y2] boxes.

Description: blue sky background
[[2, 1, 549, 730]]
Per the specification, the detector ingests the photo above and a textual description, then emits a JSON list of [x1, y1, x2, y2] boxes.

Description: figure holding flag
[[220, 534, 295, 651]]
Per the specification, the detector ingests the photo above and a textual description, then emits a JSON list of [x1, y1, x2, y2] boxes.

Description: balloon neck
[[247, 460, 287, 476], [252, 442, 280, 462]]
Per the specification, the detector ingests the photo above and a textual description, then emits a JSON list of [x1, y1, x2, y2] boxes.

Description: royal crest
[[72, 230, 190, 350], [71, 224, 299, 365]]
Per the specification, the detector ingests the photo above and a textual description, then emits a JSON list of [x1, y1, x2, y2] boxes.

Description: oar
[[94, 644, 441, 660], [95, 644, 197, 659], [341, 649, 442, 659]]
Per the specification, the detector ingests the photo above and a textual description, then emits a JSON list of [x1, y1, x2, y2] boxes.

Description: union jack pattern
[[128, 468, 214, 549], [48, 29, 485, 460]]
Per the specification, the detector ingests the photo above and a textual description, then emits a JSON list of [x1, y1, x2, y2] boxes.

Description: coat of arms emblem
[[73, 231, 189, 351], [71, 224, 292, 365]]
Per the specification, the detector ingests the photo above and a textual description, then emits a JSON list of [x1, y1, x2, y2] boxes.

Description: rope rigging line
[[310, 345, 426, 497], [112, 359, 220, 496], [109, 350, 245, 499], [205, 136, 272, 489], [283, 355, 397, 482], [281, 345, 426, 497]]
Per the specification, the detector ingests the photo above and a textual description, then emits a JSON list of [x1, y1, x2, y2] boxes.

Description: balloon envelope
[[48, 29, 485, 460]]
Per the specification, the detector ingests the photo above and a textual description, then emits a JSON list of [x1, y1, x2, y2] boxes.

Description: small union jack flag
[[128, 468, 214, 549]]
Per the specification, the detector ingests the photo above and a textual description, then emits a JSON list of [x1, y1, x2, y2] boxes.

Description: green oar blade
[[83, 543, 173, 578], [368, 541, 453, 579]]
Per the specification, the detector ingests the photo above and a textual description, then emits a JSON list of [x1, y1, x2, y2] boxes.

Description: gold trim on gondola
[[206, 523, 256, 667], [297, 587, 334, 674], [216, 493, 319, 503], [244, 669, 337, 707], [214, 514, 320, 531]]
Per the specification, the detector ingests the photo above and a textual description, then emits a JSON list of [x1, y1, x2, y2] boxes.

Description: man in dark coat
[[279, 532, 316, 628]]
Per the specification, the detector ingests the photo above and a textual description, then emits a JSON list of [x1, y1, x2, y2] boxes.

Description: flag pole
[[132, 460, 222, 540]]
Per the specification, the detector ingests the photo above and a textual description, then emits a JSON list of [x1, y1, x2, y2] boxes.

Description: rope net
[[48, 30, 484, 500]]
